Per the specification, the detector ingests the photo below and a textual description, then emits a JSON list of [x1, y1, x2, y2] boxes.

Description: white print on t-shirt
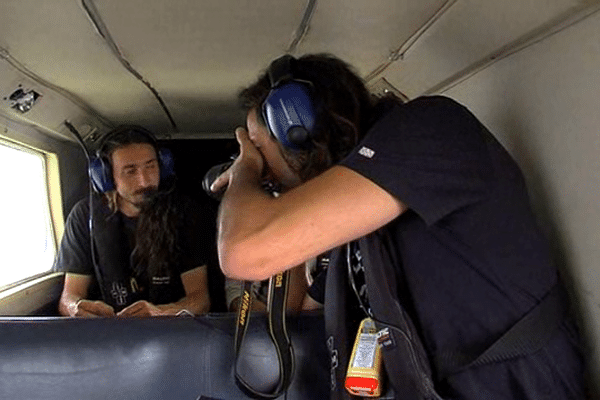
[[152, 276, 171, 285], [358, 146, 375, 158], [111, 281, 128, 306]]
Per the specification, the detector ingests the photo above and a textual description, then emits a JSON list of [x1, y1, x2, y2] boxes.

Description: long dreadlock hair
[[132, 185, 181, 279]]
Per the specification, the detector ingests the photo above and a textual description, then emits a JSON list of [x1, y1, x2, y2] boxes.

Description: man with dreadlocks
[[55, 126, 215, 317]]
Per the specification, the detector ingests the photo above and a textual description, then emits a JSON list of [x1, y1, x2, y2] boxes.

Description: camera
[[202, 157, 281, 201], [202, 160, 234, 201]]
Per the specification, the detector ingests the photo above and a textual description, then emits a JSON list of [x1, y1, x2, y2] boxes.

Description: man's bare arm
[[216, 128, 408, 281], [58, 273, 115, 317]]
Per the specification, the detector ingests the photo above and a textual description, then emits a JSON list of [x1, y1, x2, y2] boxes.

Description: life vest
[[90, 195, 145, 312]]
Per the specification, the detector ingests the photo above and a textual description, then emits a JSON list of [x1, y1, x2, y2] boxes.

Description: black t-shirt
[[340, 96, 557, 360], [53, 193, 216, 307]]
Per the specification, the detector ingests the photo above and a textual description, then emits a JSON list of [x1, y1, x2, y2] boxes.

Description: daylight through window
[[0, 140, 55, 288]]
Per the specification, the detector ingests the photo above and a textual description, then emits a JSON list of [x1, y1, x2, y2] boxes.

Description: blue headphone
[[88, 126, 175, 193], [262, 55, 317, 150]]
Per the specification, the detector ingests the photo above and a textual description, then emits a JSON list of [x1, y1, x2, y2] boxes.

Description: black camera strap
[[234, 271, 294, 398]]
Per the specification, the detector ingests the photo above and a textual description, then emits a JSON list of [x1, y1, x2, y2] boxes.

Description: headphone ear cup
[[287, 126, 309, 146], [158, 148, 175, 182], [263, 81, 316, 150], [88, 148, 174, 193], [88, 157, 114, 193]]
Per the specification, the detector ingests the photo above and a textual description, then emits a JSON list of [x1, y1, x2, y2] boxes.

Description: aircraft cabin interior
[[0, 0, 599, 399]]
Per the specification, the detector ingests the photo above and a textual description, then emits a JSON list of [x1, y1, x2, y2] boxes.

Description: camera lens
[[202, 161, 233, 200]]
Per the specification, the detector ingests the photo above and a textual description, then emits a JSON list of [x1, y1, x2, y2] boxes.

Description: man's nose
[[137, 169, 153, 187]]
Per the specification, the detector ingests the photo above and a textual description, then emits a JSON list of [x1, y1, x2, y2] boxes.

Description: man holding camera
[[211, 54, 585, 399]]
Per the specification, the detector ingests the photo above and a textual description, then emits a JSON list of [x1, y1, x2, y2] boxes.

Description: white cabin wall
[[444, 11, 600, 390]]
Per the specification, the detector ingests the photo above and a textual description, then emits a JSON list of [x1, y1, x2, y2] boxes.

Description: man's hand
[[72, 299, 115, 317], [116, 300, 163, 317], [210, 127, 264, 194]]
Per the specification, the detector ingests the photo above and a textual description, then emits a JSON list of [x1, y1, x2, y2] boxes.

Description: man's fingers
[[94, 301, 114, 316], [78, 300, 115, 317], [117, 300, 154, 317], [210, 172, 229, 193], [208, 126, 249, 194], [116, 302, 137, 316], [75, 309, 97, 318], [235, 126, 250, 145]]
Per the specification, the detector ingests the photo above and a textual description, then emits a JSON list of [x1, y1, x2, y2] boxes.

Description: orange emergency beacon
[[344, 318, 384, 397]]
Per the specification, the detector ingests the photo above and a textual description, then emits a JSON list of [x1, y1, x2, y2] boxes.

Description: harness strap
[[436, 283, 567, 379]]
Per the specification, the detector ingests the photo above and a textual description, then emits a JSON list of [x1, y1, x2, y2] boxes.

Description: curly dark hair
[[239, 53, 376, 181]]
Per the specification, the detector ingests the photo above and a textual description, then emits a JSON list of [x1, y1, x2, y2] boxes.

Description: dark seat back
[[0, 312, 329, 400]]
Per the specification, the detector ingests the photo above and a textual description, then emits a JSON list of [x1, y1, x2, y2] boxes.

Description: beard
[[133, 188, 179, 278], [133, 186, 159, 208]]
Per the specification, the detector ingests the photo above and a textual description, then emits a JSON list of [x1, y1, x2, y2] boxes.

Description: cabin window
[[0, 139, 56, 288]]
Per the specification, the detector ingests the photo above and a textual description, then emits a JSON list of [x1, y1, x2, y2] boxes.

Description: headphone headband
[[96, 125, 158, 158], [268, 55, 295, 88]]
